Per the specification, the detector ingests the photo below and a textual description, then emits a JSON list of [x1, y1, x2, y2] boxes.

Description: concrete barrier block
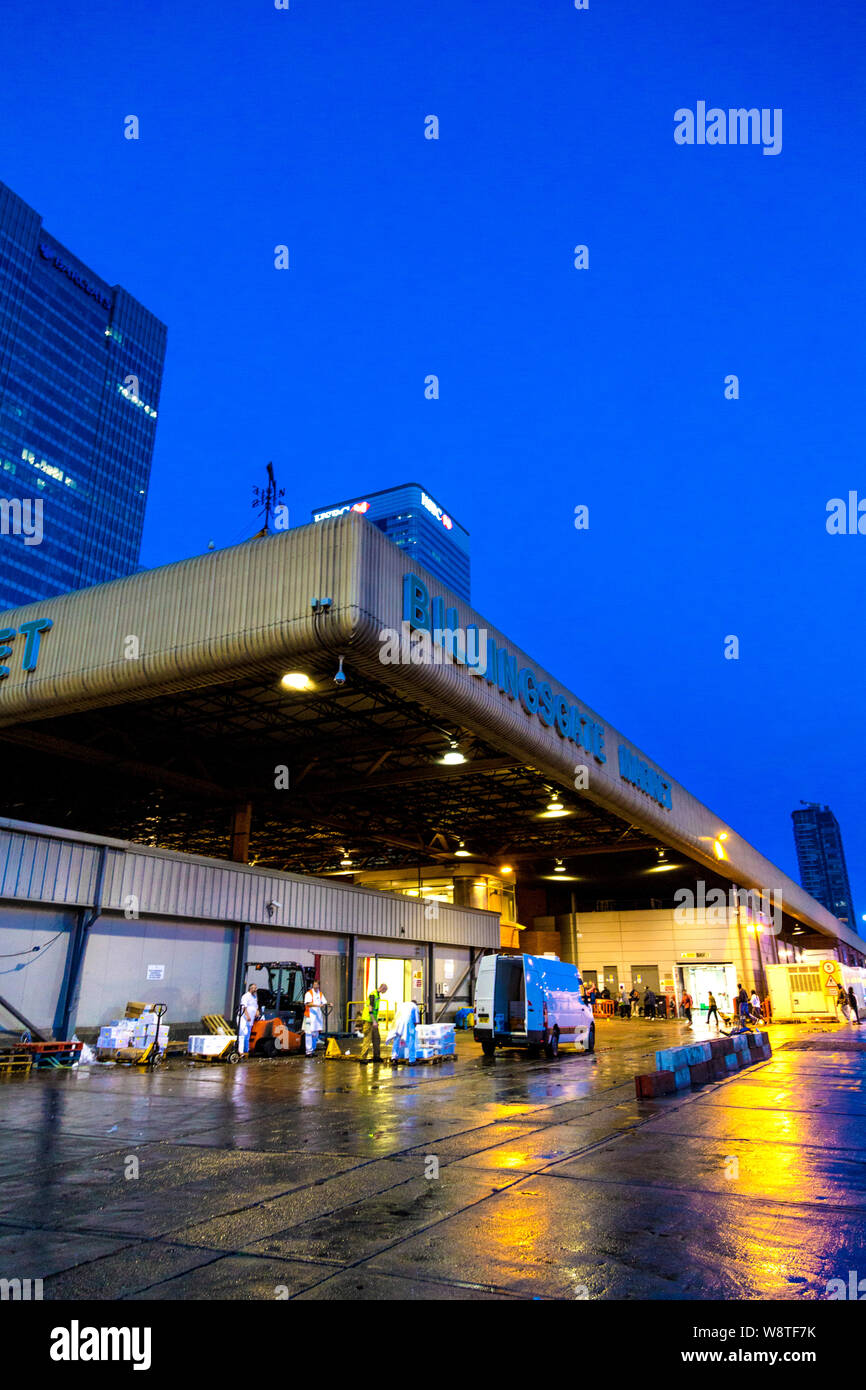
[[673, 1065, 691, 1089], [731, 1033, 750, 1053], [725, 1052, 739, 1071], [684, 1042, 712, 1065], [689, 1060, 710, 1086], [635, 1070, 676, 1099], [655, 1048, 681, 1073], [710, 1058, 729, 1081], [710, 1037, 733, 1058], [737, 1051, 752, 1068]]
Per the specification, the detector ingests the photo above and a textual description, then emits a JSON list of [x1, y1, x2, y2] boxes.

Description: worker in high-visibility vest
[[360, 981, 387, 1063]]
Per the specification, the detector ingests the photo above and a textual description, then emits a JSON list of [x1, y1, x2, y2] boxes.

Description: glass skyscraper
[[0, 181, 166, 608], [312, 482, 471, 601], [792, 803, 857, 929]]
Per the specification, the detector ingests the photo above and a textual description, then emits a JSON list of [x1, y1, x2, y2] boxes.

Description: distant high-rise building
[[792, 803, 857, 928], [0, 181, 166, 608], [312, 482, 470, 601]]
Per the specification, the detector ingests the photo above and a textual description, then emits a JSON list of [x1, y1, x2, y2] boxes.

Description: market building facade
[[1, 510, 862, 1035]]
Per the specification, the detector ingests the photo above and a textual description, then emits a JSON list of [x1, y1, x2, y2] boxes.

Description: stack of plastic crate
[[415, 1023, 456, 1059]]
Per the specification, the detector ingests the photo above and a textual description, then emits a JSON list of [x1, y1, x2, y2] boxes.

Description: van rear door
[[496, 956, 526, 1036], [473, 957, 496, 1035]]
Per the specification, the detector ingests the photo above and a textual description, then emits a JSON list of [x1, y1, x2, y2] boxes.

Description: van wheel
[[585, 1024, 596, 1054], [544, 1032, 559, 1059], [481, 1040, 496, 1058]]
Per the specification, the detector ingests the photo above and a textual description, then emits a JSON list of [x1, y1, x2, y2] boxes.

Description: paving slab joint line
[[115, 1250, 231, 1300], [534, 1171, 866, 1218], [280, 1169, 541, 1301]]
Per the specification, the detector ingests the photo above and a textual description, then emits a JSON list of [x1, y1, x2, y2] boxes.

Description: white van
[[473, 953, 595, 1058]]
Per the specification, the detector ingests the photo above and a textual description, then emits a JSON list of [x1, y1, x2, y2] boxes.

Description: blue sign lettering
[[402, 573, 606, 762], [618, 744, 672, 810], [0, 618, 53, 679]]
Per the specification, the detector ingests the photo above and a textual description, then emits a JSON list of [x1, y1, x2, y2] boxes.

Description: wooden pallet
[[331, 1052, 455, 1065], [0, 1048, 32, 1076], [202, 1015, 235, 1035], [391, 1053, 455, 1066]]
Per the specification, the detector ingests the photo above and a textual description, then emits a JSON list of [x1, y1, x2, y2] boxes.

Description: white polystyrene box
[[187, 1034, 235, 1055]]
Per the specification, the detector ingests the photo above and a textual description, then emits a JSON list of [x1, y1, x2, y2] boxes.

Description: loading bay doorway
[[360, 956, 424, 1027], [679, 963, 737, 1017]]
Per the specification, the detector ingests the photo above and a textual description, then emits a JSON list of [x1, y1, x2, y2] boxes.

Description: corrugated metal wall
[[0, 822, 498, 1031], [0, 826, 101, 905], [0, 822, 500, 948]]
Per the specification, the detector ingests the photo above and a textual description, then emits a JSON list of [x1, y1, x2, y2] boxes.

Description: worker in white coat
[[238, 983, 259, 1056], [387, 997, 420, 1065], [302, 978, 328, 1056]]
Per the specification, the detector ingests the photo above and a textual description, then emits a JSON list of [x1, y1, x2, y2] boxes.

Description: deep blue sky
[[5, 0, 865, 920]]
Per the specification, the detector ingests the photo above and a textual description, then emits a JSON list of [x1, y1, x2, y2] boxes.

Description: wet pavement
[[1, 1017, 865, 1300]]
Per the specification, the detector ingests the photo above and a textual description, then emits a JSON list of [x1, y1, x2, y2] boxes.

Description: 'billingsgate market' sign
[[395, 573, 673, 808]]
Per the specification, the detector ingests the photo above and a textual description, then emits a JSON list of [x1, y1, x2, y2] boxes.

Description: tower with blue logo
[[312, 482, 470, 601]]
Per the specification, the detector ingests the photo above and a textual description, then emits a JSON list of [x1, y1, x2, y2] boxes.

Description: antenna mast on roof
[[252, 461, 286, 536]]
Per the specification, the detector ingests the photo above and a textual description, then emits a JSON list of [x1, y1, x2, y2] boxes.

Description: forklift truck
[[242, 961, 321, 1057]]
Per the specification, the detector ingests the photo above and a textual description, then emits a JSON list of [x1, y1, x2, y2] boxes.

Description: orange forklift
[[241, 961, 320, 1057]]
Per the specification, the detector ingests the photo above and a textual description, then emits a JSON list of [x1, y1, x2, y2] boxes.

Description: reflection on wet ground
[[1, 1018, 864, 1300]]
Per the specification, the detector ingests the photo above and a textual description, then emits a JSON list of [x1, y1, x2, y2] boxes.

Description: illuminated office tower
[[312, 482, 470, 601], [0, 181, 166, 607], [792, 802, 857, 929]]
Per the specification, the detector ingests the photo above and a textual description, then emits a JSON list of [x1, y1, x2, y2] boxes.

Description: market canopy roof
[[0, 513, 861, 952]]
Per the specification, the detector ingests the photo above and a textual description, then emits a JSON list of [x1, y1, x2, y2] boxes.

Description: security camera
[[266, 900, 281, 916], [334, 655, 346, 685]]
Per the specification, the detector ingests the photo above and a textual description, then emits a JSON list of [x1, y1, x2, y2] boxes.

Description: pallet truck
[[188, 1018, 242, 1065], [114, 1003, 168, 1068]]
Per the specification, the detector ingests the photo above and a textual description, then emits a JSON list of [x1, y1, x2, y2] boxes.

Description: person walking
[[836, 983, 851, 1023], [736, 983, 749, 1022], [302, 978, 328, 1056], [643, 987, 656, 1021], [681, 988, 693, 1025], [847, 987, 860, 1025], [360, 980, 388, 1063], [706, 991, 719, 1028], [237, 982, 259, 1056]]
